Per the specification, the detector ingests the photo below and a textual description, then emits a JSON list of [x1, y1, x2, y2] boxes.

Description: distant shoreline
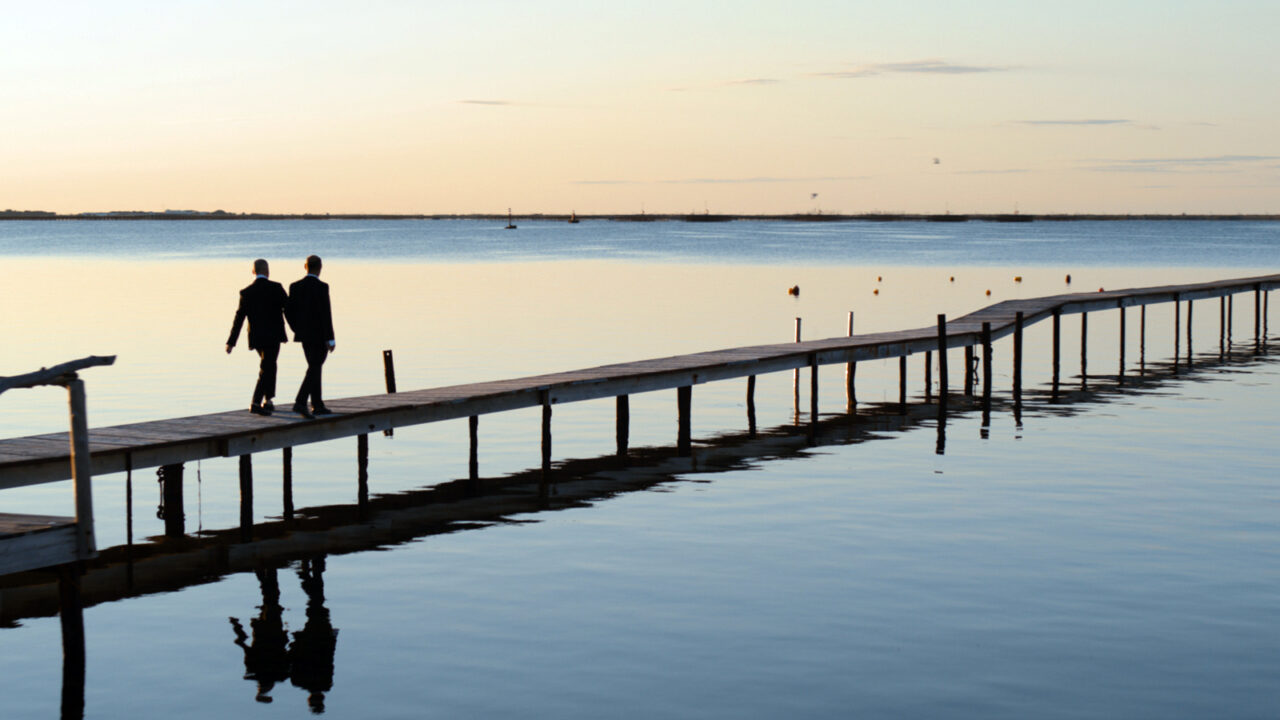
[[2, 210, 1279, 223]]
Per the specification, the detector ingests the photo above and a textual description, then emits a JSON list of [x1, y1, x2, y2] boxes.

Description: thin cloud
[[955, 168, 1031, 175], [1086, 155, 1280, 173], [725, 78, 781, 86], [573, 175, 863, 186], [458, 99, 515, 106], [814, 59, 1009, 79], [1017, 119, 1131, 126]]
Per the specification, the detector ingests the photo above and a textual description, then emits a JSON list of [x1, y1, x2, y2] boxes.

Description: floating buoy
[[985, 289, 992, 296], [877, 276, 882, 282], [787, 285, 800, 296], [1014, 276, 1022, 283], [1065, 274, 1072, 284], [949, 276, 955, 282], [873, 288, 879, 295], [1098, 287, 1105, 292]]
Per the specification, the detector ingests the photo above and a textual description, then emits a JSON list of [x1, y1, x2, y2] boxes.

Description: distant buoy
[[1014, 276, 1022, 283], [949, 276, 955, 282], [1098, 287, 1105, 292], [787, 285, 800, 296], [877, 276, 882, 282], [1065, 274, 1072, 284], [985, 289, 992, 296], [873, 288, 879, 295]]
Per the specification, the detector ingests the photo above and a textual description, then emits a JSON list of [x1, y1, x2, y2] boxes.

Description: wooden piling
[[1080, 311, 1088, 389], [746, 375, 757, 435], [845, 312, 856, 408], [382, 349, 396, 437], [792, 318, 801, 406], [1140, 305, 1147, 374], [1013, 311, 1024, 404], [964, 346, 974, 396], [898, 355, 907, 407], [924, 351, 933, 402], [1174, 295, 1181, 371], [1052, 309, 1061, 398], [540, 391, 552, 484], [1220, 295, 1227, 359], [160, 463, 184, 538], [66, 379, 95, 556], [282, 447, 294, 521], [616, 395, 630, 459], [1255, 284, 1262, 345], [1187, 299, 1194, 362], [936, 314, 948, 408], [469, 415, 479, 481], [357, 434, 369, 510], [981, 322, 992, 403], [238, 454, 252, 542], [1228, 294, 1234, 344], [1118, 304, 1126, 383], [809, 354, 818, 423], [677, 385, 692, 456]]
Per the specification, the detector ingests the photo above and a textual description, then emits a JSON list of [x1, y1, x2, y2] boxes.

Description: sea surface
[[0, 219, 1278, 718]]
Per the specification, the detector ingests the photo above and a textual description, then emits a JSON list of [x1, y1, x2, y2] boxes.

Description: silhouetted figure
[[229, 567, 291, 703], [291, 556, 338, 714], [286, 255, 336, 419], [226, 259, 289, 415]]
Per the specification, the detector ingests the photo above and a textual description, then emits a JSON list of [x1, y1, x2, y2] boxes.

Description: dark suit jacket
[[227, 277, 289, 351], [286, 275, 335, 344]]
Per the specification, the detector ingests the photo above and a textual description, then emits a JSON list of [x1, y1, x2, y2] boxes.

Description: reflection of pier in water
[[3, 340, 1275, 627]]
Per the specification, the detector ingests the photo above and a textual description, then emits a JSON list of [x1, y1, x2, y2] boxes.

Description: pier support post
[[66, 378, 95, 558], [1140, 305, 1147, 375], [1080, 312, 1088, 389], [809, 354, 819, 423], [792, 318, 801, 415], [1220, 295, 1227, 360], [964, 346, 974, 396], [58, 563, 86, 720], [937, 314, 949, 410], [540, 391, 552, 496], [898, 355, 907, 408], [981, 322, 992, 405], [1051, 309, 1061, 399], [469, 415, 479, 482], [282, 447, 294, 522], [158, 463, 184, 539], [1013, 311, 1024, 405], [1187, 299, 1194, 363], [1119, 303, 1127, 384], [616, 395, 629, 461], [357, 434, 369, 511], [239, 455, 253, 543], [746, 375, 757, 436], [1255, 284, 1262, 347], [925, 351, 932, 402], [677, 385, 692, 456], [1173, 295, 1181, 372], [845, 312, 856, 409], [1228, 294, 1234, 346]]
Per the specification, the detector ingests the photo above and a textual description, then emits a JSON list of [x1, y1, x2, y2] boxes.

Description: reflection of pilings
[[239, 455, 253, 543], [158, 463, 184, 539], [1080, 311, 1088, 389], [282, 448, 294, 522], [58, 563, 85, 720], [677, 385, 692, 456], [937, 314, 949, 410]]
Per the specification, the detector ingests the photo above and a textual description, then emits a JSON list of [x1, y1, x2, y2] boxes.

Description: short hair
[[306, 255, 322, 273], [253, 258, 269, 274]]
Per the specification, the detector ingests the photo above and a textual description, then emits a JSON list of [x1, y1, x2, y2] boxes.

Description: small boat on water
[[505, 208, 517, 230], [568, 211, 579, 224]]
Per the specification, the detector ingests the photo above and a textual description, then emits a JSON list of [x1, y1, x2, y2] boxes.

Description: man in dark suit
[[286, 255, 336, 419], [226, 259, 289, 415]]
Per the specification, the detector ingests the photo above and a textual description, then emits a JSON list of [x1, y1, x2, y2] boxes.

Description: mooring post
[[1140, 304, 1147, 374], [1174, 294, 1181, 372], [1119, 303, 1127, 384], [924, 351, 933, 402], [65, 378, 95, 558], [1220, 295, 1227, 360], [964, 345, 974, 396], [809, 353, 819, 423], [382, 349, 396, 437], [981, 322, 992, 404], [845, 312, 856, 409], [677, 385, 692, 456], [357, 434, 369, 511], [58, 562, 86, 720], [937, 314, 949, 409], [1051, 309, 1061, 399], [1255, 284, 1262, 346], [1080, 311, 1088, 389], [1187, 298, 1194, 363], [1228, 294, 1234, 345], [898, 355, 907, 408], [469, 415, 479, 481], [238, 454, 253, 543], [282, 447, 294, 522], [746, 375, 757, 436], [616, 395, 630, 460], [1013, 311, 1024, 404], [159, 463, 184, 538]]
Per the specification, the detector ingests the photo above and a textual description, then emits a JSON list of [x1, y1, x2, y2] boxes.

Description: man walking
[[286, 255, 336, 419], [226, 259, 289, 415]]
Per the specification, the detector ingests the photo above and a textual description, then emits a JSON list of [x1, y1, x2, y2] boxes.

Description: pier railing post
[[937, 314, 948, 410]]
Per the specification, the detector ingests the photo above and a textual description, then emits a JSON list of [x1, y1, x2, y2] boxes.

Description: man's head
[[253, 258, 269, 276], [306, 255, 322, 275]]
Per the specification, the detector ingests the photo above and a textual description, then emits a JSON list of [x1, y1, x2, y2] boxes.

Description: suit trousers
[[296, 341, 329, 408], [253, 343, 282, 406]]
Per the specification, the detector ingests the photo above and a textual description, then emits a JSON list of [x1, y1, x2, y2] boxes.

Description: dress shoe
[[292, 403, 314, 419], [312, 405, 334, 415], [250, 405, 270, 416], [262, 400, 275, 413]]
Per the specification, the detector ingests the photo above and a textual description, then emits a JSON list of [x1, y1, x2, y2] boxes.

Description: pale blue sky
[[2, 1, 1278, 213]]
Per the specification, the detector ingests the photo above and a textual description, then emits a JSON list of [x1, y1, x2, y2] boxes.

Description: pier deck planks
[[1, 273, 1276, 489]]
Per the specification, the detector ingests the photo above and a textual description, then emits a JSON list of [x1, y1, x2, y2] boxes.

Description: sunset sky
[[4, 1, 1278, 215]]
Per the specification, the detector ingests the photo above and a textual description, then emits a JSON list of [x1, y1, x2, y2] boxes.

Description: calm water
[[1, 220, 1278, 718]]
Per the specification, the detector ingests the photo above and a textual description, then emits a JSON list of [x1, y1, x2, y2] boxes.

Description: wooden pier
[[1, 274, 1276, 496]]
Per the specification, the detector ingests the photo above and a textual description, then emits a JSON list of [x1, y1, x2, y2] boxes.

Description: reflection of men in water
[[291, 556, 339, 714], [229, 567, 291, 703]]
